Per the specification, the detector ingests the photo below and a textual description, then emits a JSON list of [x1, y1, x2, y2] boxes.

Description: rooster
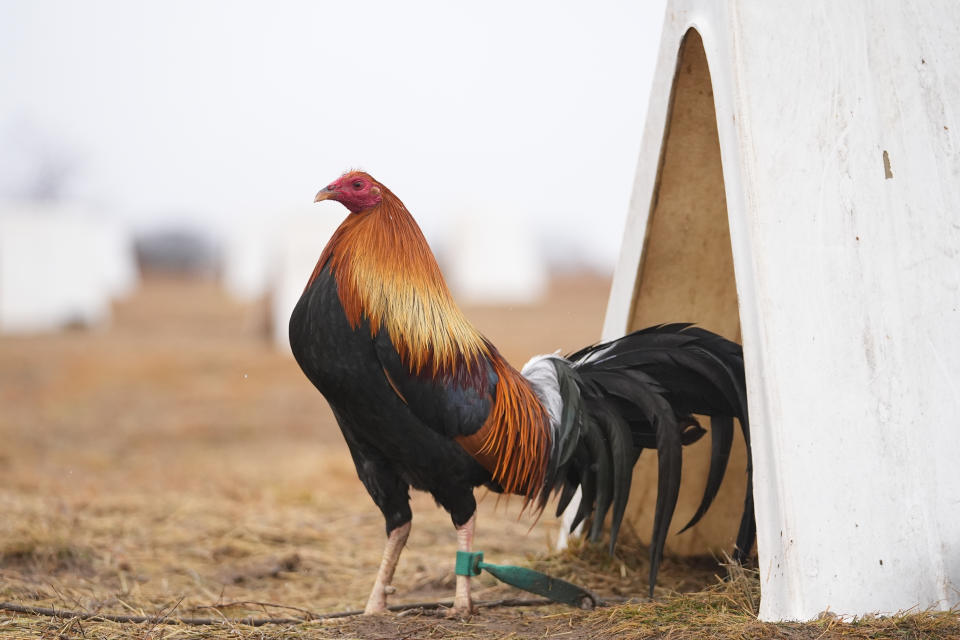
[[289, 171, 754, 615]]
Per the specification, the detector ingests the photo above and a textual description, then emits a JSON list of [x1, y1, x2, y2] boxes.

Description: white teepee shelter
[[222, 218, 275, 303], [0, 205, 137, 333], [597, 0, 960, 622], [270, 209, 345, 353], [218, 207, 344, 353], [446, 208, 548, 306]]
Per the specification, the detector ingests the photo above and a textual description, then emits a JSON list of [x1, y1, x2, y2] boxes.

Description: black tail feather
[[677, 414, 733, 533], [580, 419, 613, 543], [649, 406, 682, 598], [594, 404, 634, 554], [537, 323, 754, 598], [734, 490, 756, 564], [569, 447, 596, 534], [554, 474, 579, 519]]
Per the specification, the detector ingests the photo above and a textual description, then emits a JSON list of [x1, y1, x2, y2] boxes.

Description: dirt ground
[[3, 275, 957, 640]]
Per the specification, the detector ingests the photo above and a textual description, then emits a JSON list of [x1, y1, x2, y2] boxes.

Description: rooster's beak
[[314, 186, 335, 203]]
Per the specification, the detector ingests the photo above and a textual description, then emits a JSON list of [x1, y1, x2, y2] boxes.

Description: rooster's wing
[[373, 330, 497, 441]]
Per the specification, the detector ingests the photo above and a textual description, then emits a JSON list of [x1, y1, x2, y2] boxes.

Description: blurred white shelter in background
[[219, 208, 343, 353], [264, 209, 344, 354], [592, 0, 960, 623], [0, 204, 137, 333], [445, 209, 548, 306], [222, 219, 276, 303]]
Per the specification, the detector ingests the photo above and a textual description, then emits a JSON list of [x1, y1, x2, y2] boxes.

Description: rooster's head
[[315, 171, 382, 213]]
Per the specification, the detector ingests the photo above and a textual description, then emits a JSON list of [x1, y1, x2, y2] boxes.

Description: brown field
[[2, 275, 957, 639]]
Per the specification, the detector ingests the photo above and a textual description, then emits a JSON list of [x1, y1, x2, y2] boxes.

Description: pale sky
[[0, 1, 666, 270]]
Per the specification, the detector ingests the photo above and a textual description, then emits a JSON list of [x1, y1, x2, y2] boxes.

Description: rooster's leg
[[364, 521, 411, 614], [451, 513, 476, 615]]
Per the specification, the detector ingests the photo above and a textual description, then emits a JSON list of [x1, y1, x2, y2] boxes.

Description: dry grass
[[5, 544, 958, 639], [1, 275, 958, 639]]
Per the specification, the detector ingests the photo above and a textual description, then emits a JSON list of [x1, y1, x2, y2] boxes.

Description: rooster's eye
[[352, 181, 363, 190]]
